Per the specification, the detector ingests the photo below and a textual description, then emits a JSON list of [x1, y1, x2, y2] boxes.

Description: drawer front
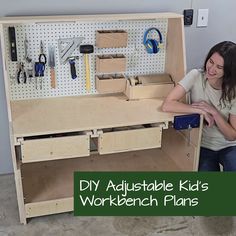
[[21, 135, 89, 163], [98, 127, 162, 154]]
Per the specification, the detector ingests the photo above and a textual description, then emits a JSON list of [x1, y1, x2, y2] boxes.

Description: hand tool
[[58, 37, 84, 64], [35, 62, 45, 89], [79, 45, 94, 91], [34, 41, 46, 89], [58, 37, 84, 79], [16, 62, 27, 84], [24, 35, 32, 63], [48, 45, 56, 88], [26, 61, 34, 82], [68, 58, 77, 80], [8, 26, 18, 61], [35, 62, 45, 77], [39, 40, 47, 64]]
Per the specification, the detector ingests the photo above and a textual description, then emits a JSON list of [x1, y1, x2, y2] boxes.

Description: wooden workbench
[[0, 12, 201, 224]]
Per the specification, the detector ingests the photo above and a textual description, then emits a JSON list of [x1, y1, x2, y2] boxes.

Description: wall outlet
[[197, 9, 209, 27]]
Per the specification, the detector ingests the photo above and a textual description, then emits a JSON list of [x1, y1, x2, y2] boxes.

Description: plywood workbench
[[0, 12, 202, 224]]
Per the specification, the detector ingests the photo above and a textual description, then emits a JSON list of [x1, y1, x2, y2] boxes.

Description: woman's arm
[[162, 84, 214, 126], [192, 101, 236, 141]]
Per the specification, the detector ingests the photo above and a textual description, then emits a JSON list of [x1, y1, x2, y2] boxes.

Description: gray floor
[[0, 174, 235, 236]]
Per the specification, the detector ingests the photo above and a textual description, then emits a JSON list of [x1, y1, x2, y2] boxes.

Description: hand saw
[[58, 37, 84, 64]]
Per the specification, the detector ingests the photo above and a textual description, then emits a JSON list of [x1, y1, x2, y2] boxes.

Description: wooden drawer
[[21, 135, 89, 163], [98, 126, 162, 154]]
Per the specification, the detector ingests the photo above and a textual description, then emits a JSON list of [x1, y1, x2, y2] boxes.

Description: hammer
[[80, 45, 94, 91]]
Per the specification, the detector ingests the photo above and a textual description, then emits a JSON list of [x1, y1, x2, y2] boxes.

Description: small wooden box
[[96, 74, 126, 94], [96, 54, 126, 73], [125, 74, 174, 100], [96, 30, 128, 48]]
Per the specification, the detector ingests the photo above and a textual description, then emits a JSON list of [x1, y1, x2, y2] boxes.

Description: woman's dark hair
[[204, 41, 236, 106]]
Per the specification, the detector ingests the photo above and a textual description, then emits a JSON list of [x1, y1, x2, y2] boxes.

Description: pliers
[[39, 40, 47, 65], [35, 41, 46, 77], [17, 62, 27, 84]]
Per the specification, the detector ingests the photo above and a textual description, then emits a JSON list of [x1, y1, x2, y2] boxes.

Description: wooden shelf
[[21, 148, 180, 204]]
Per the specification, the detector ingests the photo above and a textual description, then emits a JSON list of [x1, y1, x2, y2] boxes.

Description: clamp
[[17, 62, 27, 84]]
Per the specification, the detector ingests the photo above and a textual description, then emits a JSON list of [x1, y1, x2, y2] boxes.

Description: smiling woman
[[205, 52, 224, 89], [162, 41, 236, 171]]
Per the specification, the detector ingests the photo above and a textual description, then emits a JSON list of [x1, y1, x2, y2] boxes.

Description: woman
[[162, 41, 236, 171]]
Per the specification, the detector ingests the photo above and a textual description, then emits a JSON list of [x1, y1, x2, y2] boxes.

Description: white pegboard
[[4, 18, 168, 100]]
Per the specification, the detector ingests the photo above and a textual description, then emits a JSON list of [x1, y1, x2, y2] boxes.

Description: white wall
[[0, 0, 236, 174]]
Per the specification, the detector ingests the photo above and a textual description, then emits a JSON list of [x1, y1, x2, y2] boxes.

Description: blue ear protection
[[143, 28, 163, 54]]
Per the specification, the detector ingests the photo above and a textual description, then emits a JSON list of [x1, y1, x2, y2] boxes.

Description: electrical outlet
[[197, 9, 209, 27]]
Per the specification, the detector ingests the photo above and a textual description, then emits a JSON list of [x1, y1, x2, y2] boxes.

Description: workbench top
[[11, 94, 175, 138]]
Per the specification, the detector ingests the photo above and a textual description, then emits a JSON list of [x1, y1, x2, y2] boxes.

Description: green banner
[[74, 172, 236, 216]]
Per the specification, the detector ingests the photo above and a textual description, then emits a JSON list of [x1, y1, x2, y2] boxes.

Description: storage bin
[[96, 30, 128, 48], [96, 54, 126, 73], [96, 74, 126, 94]]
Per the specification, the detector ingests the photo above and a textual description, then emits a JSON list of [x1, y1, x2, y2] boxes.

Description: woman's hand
[[203, 112, 215, 127], [191, 101, 216, 127], [191, 101, 218, 117]]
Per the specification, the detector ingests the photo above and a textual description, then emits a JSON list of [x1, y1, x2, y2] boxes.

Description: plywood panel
[[25, 198, 73, 218], [161, 127, 197, 171], [0, 13, 182, 24], [165, 18, 186, 83], [11, 95, 175, 138], [99, 127, 162, 154], [22, 135, 90, 163]]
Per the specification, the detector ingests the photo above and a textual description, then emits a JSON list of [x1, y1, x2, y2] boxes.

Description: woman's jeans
[[199, 146, 236, 171]]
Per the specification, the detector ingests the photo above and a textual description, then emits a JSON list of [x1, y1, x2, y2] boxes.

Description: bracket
[[16, 137, 24, 145], [91, 129, 103, 138]]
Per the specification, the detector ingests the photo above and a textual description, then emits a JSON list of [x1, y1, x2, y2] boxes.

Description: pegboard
[[3, 18, 168, 101]]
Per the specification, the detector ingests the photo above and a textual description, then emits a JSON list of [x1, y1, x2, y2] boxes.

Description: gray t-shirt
[[178, 69, 236, 151]]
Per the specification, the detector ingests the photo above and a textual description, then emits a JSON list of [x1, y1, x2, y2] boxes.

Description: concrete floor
[[0, 174, 235, 236]]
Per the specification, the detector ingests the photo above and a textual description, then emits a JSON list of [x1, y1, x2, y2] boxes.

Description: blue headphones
[[143, 28, 163, 54]]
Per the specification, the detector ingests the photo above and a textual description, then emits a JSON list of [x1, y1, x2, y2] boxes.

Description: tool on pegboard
[[16, 62, 27, 84], [34, 41, 47, 89], [23, 35, 34, 82], [35, 62, 45, 89], [58, 37, 84, 79], [38, 40, 47, 65], [24, 35, 32, 63], [8, 26, 18, 61], [48, 45, 56, 88], [80, 45, 94, 91]]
